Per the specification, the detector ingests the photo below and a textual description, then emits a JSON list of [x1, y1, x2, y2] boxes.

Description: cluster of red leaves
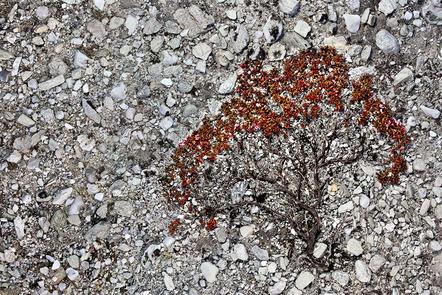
[[164, 47, 409, 233]]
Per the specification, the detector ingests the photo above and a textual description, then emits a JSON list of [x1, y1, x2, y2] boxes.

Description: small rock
[[413, 158, 426, 172], [376, 30, 400, 54], [332, 271, 350, 286], [294, 20, 311, 37], [109, 17, 125, 30], [7, 150, 22, 163], [192, 43, 212, 60], [338, 201, 354, 213], [125, 15, 138, 35], [360, 195, 370, 208], [200, 262, 219, 283], [369, 255, 386, 273], [87, 19, 107, 39], [17, 114, 35, 127], [82, 99, 101, 124], [295, 271, 314, 290], [233, 243, 248, 261], [164, 273, 174, 291], [113, 200, 134, 217], [279, 0, 301, 16], [347, 238, 363, 256], [240, 225, 255, 237], [53, 187, 73, 205], [420, 105, 440, 119], [268, 43, 286, 61], [159, 116, 174, 130], [218, 73, 237, 94], [393, 67, 414, 85], [74, 51, 89, 68], [38, 75, 65, 91], [313, 242, 327, 259], [231, 25, 249, 53], [143, 18, 162, 35], [93, 0, 105, 10], [86, 222, 110, 241], [251, 245, 269, 260], [66, 268, 79, 281], [263, 18, 283, 43], [355, 260, 371, 282], [14, 216, 25, 239], [347, 0, 360, 12], [343, 14, 361, 33], [269, 281, 286, 295], [419, 199, 431, 216], [111, 83, 126, 101], [36, 6, 50, 20], [379, 0, 398, 15]]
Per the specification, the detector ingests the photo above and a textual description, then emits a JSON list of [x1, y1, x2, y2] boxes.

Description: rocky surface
[[0, 0, 441, 294]]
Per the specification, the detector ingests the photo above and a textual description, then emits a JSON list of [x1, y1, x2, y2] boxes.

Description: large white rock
[[376, 30, 400, 54], [355, 260, 371, 282], [218, 73, 237, 94], [279, 0, 300, 16], [347, 238, 363, 256], [200, 262, 219, 283], [378, 0, 398, 15], [295, 271, 314, 290], [343, 14, 361, 33]]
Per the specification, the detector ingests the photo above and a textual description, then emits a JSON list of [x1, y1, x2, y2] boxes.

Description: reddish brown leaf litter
[[164, 46, 409, 235]]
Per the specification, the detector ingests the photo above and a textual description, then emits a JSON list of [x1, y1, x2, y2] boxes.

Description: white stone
[[77, 134, 96, 151], [294, 20, 311, 37], [419, 199, 431, 216], [338, 201, 354, 213], [369, 254, 386, 273], [347, 0, 360, 11], [393, 67, 414, 85], [269, 281, 286, 295], [111, 83, 126, 100], [74, 51, 89, 68], [420, 105, 440, 119], [82, 99, 101, 124], [218, 73, 237, 94], [17, 114, 35, 127], [376, 30, 400, 54], [66, 268, 79, 281], [343, 14, 361, 33], [347, 238, 363, 256], [125, 15, 138, 35], [93, 0, 105, 10], [355, 260, 371, 282], [7, 150, 22, 163], [413, 158, 426, 172], [251, 245, 269, 260], [279, 0, 300, 16], [233, 243, 248, 261], [14, 216, 25, 239], [159, 116, 174, 130], [200, 262, 219, 283], [295, 271, 314, 290], [332, 271, 349, 286], [240, 225, 255, 237], [360, 195, 370, 208], [36, 6, 50, 20], [143, 18, 162, 35], [38, 75, 65, 91], [192, 43, 212, 60], [164, 273, 174, 290], [313, 242, 327, 258], [379, 0, 398, 15], [263, 18, 283, 43], [53, 187, 73, 205]]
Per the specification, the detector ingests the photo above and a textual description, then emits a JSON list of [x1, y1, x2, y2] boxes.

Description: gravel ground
[[1, 0, 442, 294]]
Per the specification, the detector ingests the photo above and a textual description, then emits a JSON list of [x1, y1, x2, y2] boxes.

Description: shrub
[[163, 47, 409, 256]]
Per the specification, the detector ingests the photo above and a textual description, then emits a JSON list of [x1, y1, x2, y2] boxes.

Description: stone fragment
[[376, 30, 400, 54], [87, 19, 107, 39], [218, 73, 237, 94], [93, 0, 105, 10], [269, 281, 286, 295], [231, 25, 249, 53], [192, 43, 212, 60], [343, 14, 361, 33], [413, 159, 426, 172], [313, 243, 327, 258], [347, 238, 363, 256], [294, 20, 311, 37], [159, 116, 174, 130], [86, 222, 110, 241], [173, 5, 214, 37], [233, 244, 248, 261], [113, 200, 134, 217], [17, 114, 35, 127], [53, 188, 73, 205], [143, 18, 162, 35], [109, 17, 125, 30], [355, 260, 371, 282], [369, 255, 386, 273], [125, 15, 138, 35], [332, 271, 350, 286], [347, 0, 360, 11], [379, 0, 398, 15], [393, 67, 414, 85], [14, 216, 25, 239], [200, 262, 219, 283], [38, 75, 65, 91], [295, 271, 314, 290], [279, 0, 301, 16], [82, 99, 101, 124], [420, 105, 440, 119], [251, 245, 269, 260], [36, 6, 50, 20], [7, 150, 22, 163], [0, 49, 14, 60], [164, 273, 174, 291]]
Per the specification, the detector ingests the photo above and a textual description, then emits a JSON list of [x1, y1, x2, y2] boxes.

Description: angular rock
[[369, 255, 386, 273], [143, 18, 162, 35], [263, 18, 283, 43], [200, 262, 219, 283], [173, 5, 214, 37], [233, 243, 248, 261], [192, 43, 212, 60], [269, 281, 286, 295], [38, 75, 65, 91], [294, 20, 311, 37], [0, 49, 14, 61], [332, 271, 350, 286], [125, 15, 138, 35], [295, 271, 314, 290], [14, 216, 25, 239], [355, 260, 371, 282], [251, 245, 269, 260], [218, 73, 237, 94], [347, 238, 363, 256], [113, 200, 134, 217], [343, 14, 361, 33], [53, 188, 73, 205], [231, 25, 249, 53], [379, 0, 398, 15], [164, 274, 174, 291], [86, 222, 111, 241], [17, 114, 35, 127], [279, 0, 301, 16], [393, 67, 414, 85], [82, 99, 101, 124]]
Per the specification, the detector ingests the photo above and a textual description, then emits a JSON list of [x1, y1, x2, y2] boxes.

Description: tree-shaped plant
[[163, 47, 409, 258]]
